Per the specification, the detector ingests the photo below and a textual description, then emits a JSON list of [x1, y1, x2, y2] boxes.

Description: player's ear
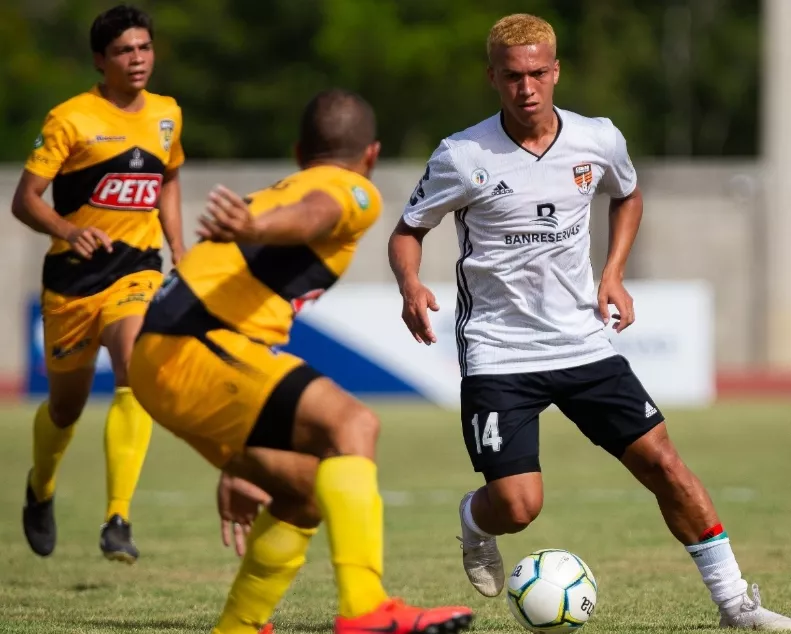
[[487, 65, 496, 89], [362, 141, 380, 174], [553, 59, 560, 85], [367, 141, 381, 164]]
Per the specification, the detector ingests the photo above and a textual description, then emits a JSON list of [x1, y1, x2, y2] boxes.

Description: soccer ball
[[506, 549, 597, 633]]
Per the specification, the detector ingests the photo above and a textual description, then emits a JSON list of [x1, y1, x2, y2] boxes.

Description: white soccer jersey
[[402, 108, 637, 375]]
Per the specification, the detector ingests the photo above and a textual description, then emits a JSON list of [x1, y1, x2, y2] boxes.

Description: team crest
[[573, 163, 593, 194], [351, 185, 370, 210], [574, 163, 593, 194], [471, 168, 489, 187], [159, 119, 175, 151]]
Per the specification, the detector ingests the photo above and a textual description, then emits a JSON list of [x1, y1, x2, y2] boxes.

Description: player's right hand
[[66, 226, 113, 259], [400, 279, 440, 345], [217, 471, 271, 557], [198, 185, 257, 243]]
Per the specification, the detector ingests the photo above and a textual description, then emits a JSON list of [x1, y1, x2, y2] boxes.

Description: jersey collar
[[498, 107, 563, 161]]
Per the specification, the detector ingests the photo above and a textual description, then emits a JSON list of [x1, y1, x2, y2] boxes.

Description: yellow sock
[[30, 401, 76, 501], [315, 456, 388, 618], [104, 387, 153, 521], [212, 508, 317, 633]]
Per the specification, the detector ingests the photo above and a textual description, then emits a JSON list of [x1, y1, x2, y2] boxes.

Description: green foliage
[[0, 0, 760, 161]]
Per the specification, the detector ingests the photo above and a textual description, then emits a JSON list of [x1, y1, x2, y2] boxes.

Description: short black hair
[[90, 5, 153, 54], [299, 89, 377, 163]]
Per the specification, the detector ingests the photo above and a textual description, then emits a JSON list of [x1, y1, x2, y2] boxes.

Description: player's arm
[[197, 185, 343, 245], [159, 168, 185, 264], [388, 221, 440, 345], [597, 124, 642, 333], [388, 140, 469, 345], [11, 170, 112, 259]]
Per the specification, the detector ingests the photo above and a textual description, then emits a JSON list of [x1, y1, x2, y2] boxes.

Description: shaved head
[[298, 89, 377, 163]]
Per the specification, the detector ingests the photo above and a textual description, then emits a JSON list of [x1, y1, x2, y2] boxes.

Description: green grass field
[[1, 400, 790, 633]]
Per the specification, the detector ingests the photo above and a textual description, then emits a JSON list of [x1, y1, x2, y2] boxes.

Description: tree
[[0, 0, 760, 161]]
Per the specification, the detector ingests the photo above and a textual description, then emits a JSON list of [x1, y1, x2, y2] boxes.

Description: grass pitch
[[0, 400, 789, 633]]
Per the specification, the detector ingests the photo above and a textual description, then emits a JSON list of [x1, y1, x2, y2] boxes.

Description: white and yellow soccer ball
[[506, 549, 597, 633]]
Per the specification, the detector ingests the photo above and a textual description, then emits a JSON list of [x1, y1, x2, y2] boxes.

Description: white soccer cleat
[[719, 584, 791, 630], [457, 491, 504, 597]]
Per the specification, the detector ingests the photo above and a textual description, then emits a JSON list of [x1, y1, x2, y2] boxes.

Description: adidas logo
[[491, 180, 514, 196], [645, 401, 658, 418]]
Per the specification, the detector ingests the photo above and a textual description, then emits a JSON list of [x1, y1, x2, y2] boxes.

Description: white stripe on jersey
[[403, 108, 637, 375]]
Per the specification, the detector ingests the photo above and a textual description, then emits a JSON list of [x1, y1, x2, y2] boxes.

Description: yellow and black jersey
[[25, 85, 184, 297], [142, 165, 381, 346]]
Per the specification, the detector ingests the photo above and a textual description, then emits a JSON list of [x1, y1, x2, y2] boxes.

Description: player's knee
[[48, 399, 83, 428], [324, 404, 380, 458]]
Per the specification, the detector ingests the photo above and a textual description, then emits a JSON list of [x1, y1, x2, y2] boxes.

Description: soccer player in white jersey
[[388, 13, 791, 631]]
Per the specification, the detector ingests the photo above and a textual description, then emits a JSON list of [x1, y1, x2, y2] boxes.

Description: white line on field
[[123, 487, 759, 508]]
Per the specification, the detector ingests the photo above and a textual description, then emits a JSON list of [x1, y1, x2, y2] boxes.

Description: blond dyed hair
[[487, 14, 556, 62]]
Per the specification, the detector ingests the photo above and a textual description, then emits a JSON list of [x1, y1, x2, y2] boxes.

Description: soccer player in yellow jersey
[[129, 89, 473, 634], [11, 5, 184, 563]]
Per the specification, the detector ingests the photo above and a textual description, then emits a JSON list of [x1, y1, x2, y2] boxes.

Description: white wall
[[0, 159, 773, 380]]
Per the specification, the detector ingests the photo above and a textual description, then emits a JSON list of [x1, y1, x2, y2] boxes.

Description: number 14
[[471, 412, 503, 453]]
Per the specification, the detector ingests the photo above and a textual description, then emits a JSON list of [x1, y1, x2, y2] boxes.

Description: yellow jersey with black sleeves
[[142, 164, 381, 347], [25, 85, 184, 298]]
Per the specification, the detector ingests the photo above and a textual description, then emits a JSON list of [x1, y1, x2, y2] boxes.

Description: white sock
[[462, 493, 492, 538], [686, 533, 748, 609]]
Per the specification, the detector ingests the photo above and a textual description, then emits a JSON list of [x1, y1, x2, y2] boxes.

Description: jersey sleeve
[[167, 106, 185, 170], [401, 140, 469, 229], [323, 178, 382, 241], [599, 123, 637, 199], [24, 112, 75, 180]]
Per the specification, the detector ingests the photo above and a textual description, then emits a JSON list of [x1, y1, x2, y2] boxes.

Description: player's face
[[95, 27, 154, 94], [488, 43, 559, 125]]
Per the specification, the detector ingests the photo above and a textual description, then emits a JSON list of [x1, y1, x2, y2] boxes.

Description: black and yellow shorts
[[42, 270, 163, 374], [129, 329, 322, 469]]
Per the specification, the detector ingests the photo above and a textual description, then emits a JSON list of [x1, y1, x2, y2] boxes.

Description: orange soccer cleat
[[335, 598, 473, 634]]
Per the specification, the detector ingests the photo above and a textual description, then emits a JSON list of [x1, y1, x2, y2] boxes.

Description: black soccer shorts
[[460, 354, 665, 482]]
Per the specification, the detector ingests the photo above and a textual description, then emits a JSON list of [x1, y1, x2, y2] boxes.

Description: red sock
[[699, 523, 724, 542]]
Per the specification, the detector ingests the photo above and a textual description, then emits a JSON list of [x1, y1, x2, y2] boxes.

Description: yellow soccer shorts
[[41, 270, 163, 374], [129, 329, 322, 469]]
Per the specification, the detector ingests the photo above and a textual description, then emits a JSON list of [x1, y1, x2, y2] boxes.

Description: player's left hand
[[170, 242, 185, 266], [198, 185, 257, 243], [597, 274, 635, 333], [217, 471, 271, 557]]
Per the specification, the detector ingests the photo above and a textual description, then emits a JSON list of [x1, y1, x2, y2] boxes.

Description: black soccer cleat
[[23, 471, 57, 557], [100, 514, 139, 564]]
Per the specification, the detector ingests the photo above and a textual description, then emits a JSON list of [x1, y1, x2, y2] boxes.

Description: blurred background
[[1, 0, 789, 405]]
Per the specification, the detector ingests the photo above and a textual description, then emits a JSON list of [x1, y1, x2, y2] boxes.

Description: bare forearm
[[159, 181, 184, 251], [12, 193, 73, 240], [603, 189, 643, 280], [251, 191, 342, 245], [389, 220, 428, 290]]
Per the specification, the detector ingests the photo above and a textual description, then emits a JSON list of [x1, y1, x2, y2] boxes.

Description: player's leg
[[238, 374, 473, 633], [97, 271, 162, 562], [24, 366, 95, 556], [456, 372, 552, 597], [24, 293, 99, 557], [131, 331, 472, 634], [622, 424, 791, 629], [556, 355, 791, 630], [212, 489, 320, 634], [129, 334, 322, 633]]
